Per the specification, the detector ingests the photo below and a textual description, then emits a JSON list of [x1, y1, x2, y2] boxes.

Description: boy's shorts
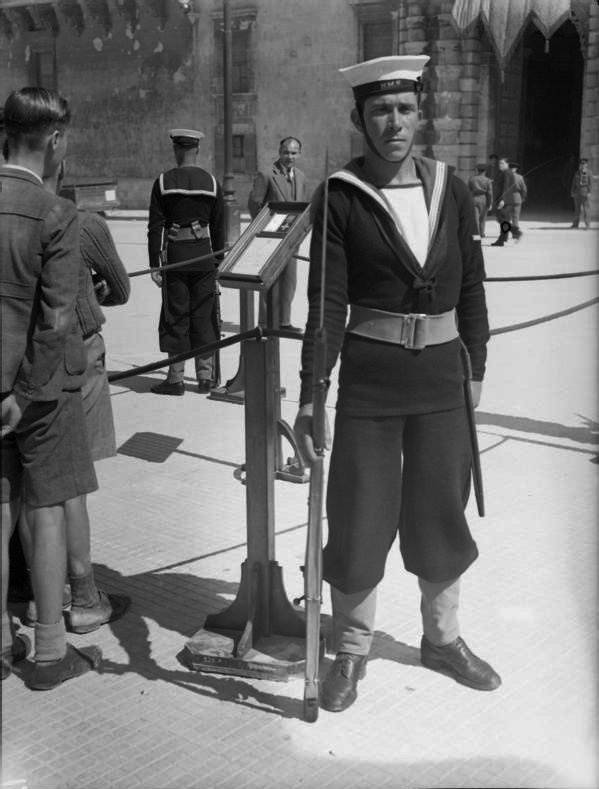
[[82, 331, 116, 462], [1, 390, 98, 507]]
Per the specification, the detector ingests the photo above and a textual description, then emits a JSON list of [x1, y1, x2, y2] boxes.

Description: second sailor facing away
[[148, 129, 225, 395]]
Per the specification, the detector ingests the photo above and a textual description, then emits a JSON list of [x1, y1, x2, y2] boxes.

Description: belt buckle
[[401, 313, 427, 350]]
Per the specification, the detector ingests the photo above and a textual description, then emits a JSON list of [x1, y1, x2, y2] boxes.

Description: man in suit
[[248, 136, 307, 331]]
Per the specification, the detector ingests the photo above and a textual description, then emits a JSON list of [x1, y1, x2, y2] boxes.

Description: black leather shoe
[[420, 635, 501, 691], [320, 652, 368, 712], [27, 643, 102, 691], [490, 240, 504, 247], [151, 380, 185, 396], [197, 380, 217, 393]]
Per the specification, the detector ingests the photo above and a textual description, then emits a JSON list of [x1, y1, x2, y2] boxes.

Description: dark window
[[215, 132, 256, 175], [363, 21, 393, 60], [232, 28, 251, 93], [28, 33, 57, 90], [215, 22, 253, 94]]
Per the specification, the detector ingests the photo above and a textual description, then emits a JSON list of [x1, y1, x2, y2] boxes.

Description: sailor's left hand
[[470, 380, 482, 408]]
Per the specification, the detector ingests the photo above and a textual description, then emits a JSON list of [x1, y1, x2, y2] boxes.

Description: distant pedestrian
[[248, 136, 308, 332], [508, 162, 527, 240], [468, 163, 493, 238], [485, 153, 499, 210], [148, 129, 225, 395], [570, 157, 592, 229], [491, 156, 517, 247]]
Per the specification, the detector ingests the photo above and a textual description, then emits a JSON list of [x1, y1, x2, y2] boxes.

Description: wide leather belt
[[346, 305, 458, 350], [167, 222, 210, 242]]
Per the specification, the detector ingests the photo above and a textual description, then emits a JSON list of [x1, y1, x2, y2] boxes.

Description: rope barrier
[[489, 296, 598, 336], [128, 247, 228, 278], [486, 270, 599, 282], [107, 327, 303, 383], [108, 294, 597, 384], [292, 253, 599, 282]]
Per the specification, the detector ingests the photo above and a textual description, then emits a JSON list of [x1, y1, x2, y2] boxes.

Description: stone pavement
[[1, 216, 597, 789]]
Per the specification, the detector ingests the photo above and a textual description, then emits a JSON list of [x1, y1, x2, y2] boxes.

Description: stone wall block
[[459, 78, 478, 92]]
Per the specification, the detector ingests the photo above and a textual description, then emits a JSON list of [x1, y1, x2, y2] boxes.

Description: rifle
[[303, 168, 330, 723], [213, 280, 222, 386], [460, 343, 485, 517]]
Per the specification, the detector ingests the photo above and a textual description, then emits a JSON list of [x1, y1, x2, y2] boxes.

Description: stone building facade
[[1, 0, 597, 217]]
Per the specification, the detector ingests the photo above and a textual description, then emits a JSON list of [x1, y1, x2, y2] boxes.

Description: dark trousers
[[258, 258, 298, 326], [159, 269, 217, 356], [324, 408, 478, 593], [472, 196, 489, 237]]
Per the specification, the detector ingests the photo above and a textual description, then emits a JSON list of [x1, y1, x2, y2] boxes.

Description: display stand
[[183, 202, 321, 679], [183, 336, 323, 680], [210, 201, 312, 481]]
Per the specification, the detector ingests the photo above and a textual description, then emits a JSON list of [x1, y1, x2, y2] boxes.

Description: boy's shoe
[[27, 643, 102, 690]]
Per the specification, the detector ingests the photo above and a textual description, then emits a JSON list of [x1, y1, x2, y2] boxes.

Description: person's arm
[[453, 178, 490, 402], [12, 199, 81, 404], [248, 171, 269, 219], [299, 181, 349, 407], [80, 212, 130, 305], [147, 178, 165, 268], [520, 177, 527, 204], [210, 181, 226, 262]]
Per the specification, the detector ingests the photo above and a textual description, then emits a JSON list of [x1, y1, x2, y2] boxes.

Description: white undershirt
[[380, 183, 429, 266]]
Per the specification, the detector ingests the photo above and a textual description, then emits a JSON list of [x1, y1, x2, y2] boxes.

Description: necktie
[[287, 168, 296, 200]]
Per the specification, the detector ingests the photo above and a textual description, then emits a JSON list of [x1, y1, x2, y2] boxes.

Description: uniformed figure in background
[[148, 129, 225, 395], [508, 162, 527, 240], [294, 55, 501, 713], [468, 163, 493, 238], [248, 136, 307, 332], [570, 157, 592, 229], [491, 155, 517, 247]]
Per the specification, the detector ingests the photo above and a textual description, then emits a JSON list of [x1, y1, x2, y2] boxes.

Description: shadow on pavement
[[477, 411, 598, 445]]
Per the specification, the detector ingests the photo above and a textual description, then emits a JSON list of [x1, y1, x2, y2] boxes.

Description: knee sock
[[419, 576, 461, 646], [34, 619, 67, 663], [330, 585, 377, 656], [69, 571, 100, 608]]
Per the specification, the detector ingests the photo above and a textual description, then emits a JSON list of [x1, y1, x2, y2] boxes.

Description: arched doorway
[[519, 20, 584, 211]]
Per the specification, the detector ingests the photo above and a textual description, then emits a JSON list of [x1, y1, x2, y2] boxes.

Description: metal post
[[222, 0, 240, 247]]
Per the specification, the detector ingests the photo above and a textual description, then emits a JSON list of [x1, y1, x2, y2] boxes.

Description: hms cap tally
[[339, 55, 430, 103]]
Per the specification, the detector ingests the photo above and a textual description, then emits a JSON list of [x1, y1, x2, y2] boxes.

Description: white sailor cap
[[339, 56, 430, 103], [169, 128, 204, 146]]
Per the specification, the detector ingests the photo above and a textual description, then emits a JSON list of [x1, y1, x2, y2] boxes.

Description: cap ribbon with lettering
[[339, 56, 429, 104]]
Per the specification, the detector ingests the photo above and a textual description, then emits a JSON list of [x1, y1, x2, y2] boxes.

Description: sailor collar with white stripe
[[159, 170, 217, 198], [328, 156, 448, 254]]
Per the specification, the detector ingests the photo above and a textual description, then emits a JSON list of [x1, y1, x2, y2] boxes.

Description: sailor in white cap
[[148, 128, 224, 395], [294, 56, 500, 712]]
